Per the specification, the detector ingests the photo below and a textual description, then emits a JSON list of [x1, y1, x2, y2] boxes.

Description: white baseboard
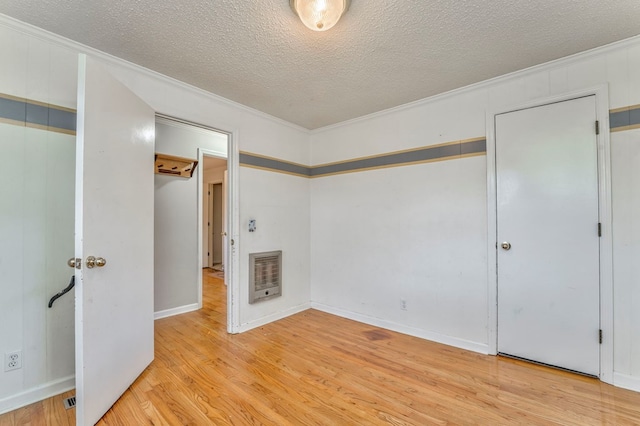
[[238, 302, 311, 333], [0, 375, 75, 415], [154, 302, 200, 320], [614, 372, 640, 393], [311, 302, 489, 355]]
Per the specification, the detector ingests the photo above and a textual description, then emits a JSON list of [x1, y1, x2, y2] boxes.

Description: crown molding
[[3, 12, 639, 137], [312, 34, 640, 134], [0, 13, 310, 134]]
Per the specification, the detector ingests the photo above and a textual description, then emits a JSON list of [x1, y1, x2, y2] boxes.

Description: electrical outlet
[[5, 351, 22, 372], [400, 299, 407, 311]]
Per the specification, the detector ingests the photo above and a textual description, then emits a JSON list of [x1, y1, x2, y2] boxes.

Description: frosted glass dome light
[[290, 0, 351, 31]]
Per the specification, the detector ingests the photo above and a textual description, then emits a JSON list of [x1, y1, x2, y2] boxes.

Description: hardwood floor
[[2, 271, 640, 425]]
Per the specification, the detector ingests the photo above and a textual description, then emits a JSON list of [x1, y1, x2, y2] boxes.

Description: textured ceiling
[[2, 1, 640, 129]]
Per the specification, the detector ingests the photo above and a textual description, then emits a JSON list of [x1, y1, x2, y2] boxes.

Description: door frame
[[155, 113, 240, 334], [198, 138, 240, 334], [485, 85, 613, 383], [197, 151, 225, 312], [207, 181, 223, 269]]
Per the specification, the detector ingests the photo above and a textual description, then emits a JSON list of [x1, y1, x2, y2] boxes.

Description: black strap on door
[[48, 275, 75, 308]]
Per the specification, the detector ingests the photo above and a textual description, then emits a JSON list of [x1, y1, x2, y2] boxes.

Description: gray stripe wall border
[[240, 137, 487, 179], [239, 152, 311, 177], [241, 104, 640, 178], [610, 104, 640, 132], [0, 93, 77, 135], [2, 91, 635, 173], [310, 138, 486, 177]]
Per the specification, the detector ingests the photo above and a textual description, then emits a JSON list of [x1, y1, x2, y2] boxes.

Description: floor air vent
[[249, 250, 282, 304], [63, 396, 76, 409]]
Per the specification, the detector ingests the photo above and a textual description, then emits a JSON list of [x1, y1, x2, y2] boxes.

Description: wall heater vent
[[249, 250, 282, 304], [63, 396, 76, 409]]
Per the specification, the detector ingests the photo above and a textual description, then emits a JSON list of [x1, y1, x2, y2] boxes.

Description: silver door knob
[[501, 242, 511, 250], [86, 256, 107, 268]]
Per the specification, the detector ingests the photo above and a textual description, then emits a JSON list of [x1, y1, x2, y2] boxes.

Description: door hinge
[[599, 329, 603, 344], [595, 120, 600, 135], [598, 222, 602, 237]]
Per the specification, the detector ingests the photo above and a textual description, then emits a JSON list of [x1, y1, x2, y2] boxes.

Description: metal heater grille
[[249, 250, 282, 303], [63, 396, 76, 409]]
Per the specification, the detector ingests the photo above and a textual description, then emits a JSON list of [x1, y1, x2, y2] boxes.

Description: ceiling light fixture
[[290, 0, 351, 32]]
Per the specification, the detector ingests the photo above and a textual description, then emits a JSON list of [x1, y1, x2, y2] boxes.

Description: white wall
[[154, 120, 227, 315], [611, 127, 640, 388], [310, 157, 488, 351], [238, 167, 311, 330], [0, 25, 77, 412], [0, 14, 312, 413], [310, 38, 640, 390], [2, 12, 639, 415], [93, 30, 313, 332]]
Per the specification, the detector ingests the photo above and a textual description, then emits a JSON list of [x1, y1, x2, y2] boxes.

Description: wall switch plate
[[5, 350, 22, 371], [248, 219, 256, 232]]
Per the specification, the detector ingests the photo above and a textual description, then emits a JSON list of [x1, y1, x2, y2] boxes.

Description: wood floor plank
[[2, 270, 640, 425]]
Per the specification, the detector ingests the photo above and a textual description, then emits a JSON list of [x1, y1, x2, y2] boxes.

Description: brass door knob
[[68, 257, 81, 269], [86, 256, 107, 269]]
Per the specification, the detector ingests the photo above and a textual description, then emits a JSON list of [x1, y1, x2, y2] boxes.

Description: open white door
[[75, 55, 155, 425]]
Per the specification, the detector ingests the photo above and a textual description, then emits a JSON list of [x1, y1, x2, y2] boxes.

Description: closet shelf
[[154, 153, 198, 178]]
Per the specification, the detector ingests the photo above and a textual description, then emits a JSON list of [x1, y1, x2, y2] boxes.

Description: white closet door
[[496, 95, 600, 376]]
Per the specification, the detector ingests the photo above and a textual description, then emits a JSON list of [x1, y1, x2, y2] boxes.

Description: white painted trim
[[238, 303, 311, 333], [594, 87, 615, 385], [0, 375, 75, 415], [154, 303, 200, 320], [198, 147, 229, 311], [0, 14, 309, 133], [311, 303, 489, 355], [3, 13, 640, 135], [227, 130, 241, 334], [486, 110, 498, 356], [157, 115, 230, 155], [614, 372, 640, 393], [154, 114, 231, 322], [197, 150, 204, 310], [485, 85, 614, 384], [207, 180, 224, 269], [313, 35, 640, 134]]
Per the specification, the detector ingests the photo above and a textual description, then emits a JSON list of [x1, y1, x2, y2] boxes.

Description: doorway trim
[[207, 180, 223, 269], [155, 112, 240, 335], [485, 84, 613, 383], [198, 151, 226, 311], [198, 132, 241, 334]]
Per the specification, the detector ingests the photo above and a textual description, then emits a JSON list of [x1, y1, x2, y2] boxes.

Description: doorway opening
[[154, 115, 237, 333], [208, 182, 224, 270], [202, 157, 227, 283]]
